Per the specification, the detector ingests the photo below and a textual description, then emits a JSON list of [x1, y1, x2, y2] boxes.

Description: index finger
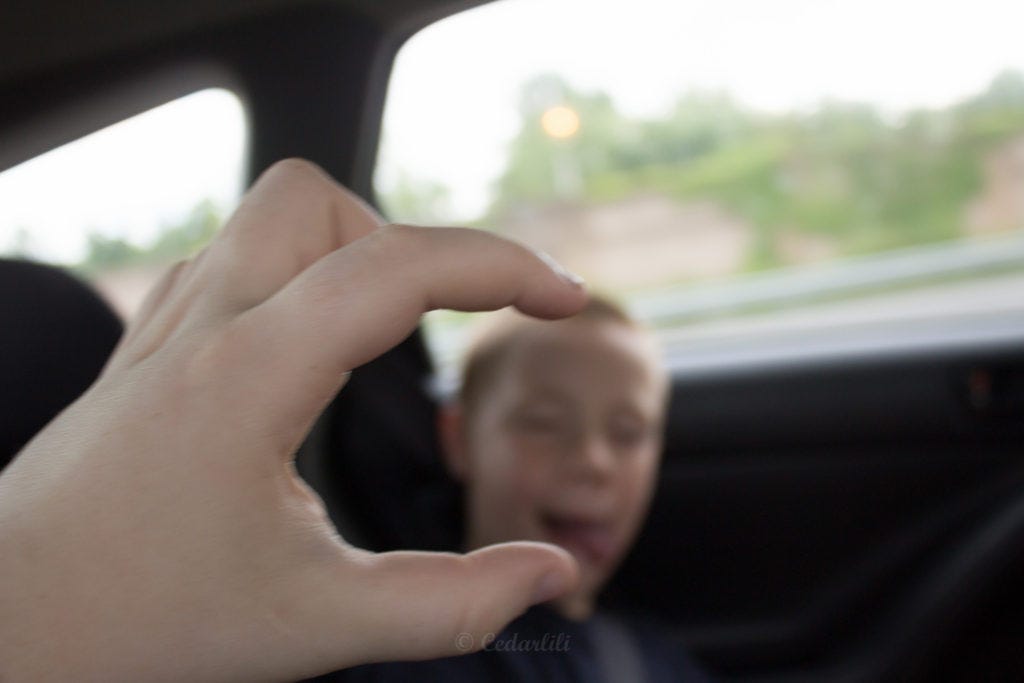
[[235, 224, 587, 453]]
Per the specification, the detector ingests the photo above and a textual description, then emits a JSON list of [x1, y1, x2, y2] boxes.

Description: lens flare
[[541, 105, 580, 139]]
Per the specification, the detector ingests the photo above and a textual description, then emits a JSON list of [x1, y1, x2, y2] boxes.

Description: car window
[[376, 0, 1024, 382], [0, 87, 247, 318]]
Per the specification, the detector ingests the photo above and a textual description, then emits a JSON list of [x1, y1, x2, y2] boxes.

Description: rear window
[[377, 0, 1024, 378], [0, 87, 247, 318]]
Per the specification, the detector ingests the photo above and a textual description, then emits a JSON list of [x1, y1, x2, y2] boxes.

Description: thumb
[[303, 542, 579, 671]]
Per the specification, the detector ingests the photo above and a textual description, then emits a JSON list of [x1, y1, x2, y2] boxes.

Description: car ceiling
[[0, 0, 493, 183], [1, 0, 488, 86]]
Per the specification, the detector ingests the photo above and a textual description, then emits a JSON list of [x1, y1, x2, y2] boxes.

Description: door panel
[[604, 343, 1024, 679]]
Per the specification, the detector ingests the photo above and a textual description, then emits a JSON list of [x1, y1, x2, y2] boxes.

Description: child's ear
[[436, 401, 469, 483]]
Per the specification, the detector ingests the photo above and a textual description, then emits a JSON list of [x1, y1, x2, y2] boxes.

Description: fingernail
[[531, 570, 570, 604], [536, 250, 585, 287]]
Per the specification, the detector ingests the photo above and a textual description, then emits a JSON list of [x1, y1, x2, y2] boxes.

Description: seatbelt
[[589, 612, 650, 683]]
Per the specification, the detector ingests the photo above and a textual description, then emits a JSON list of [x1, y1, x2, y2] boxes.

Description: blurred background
[[2, 0, 1022, 379]]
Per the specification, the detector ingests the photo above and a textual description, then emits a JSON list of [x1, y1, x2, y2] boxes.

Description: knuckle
[[254, 159, 336, 208], [263, 157, 323, 183], [262, 158, 337, 215]]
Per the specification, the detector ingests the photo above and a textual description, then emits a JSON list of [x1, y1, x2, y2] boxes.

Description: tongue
[[545, 518, 616, 565]]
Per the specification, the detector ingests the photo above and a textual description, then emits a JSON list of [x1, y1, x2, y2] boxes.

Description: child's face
[[452, 318, 667, 618]]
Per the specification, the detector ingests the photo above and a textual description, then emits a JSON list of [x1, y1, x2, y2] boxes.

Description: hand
[[0, 159, 585, 682]]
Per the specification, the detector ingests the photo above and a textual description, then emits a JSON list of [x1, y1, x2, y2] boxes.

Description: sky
[[3, 0, 1023, 263]]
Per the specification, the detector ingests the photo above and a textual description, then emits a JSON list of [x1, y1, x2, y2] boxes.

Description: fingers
[[199, 159, 383, 315], [300, 542, 579, 671], [233, 224, 587, 444], [112, 159, 384, 369], [104, 259, 188, 373], [128, 260, 188, 337], [105, 160, 586, 456]]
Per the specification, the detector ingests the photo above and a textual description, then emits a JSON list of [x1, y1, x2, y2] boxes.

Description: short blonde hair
[[458, 295, 641, 415]]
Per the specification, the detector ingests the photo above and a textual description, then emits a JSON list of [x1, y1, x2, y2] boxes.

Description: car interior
[[2, 1, 1023, 681]]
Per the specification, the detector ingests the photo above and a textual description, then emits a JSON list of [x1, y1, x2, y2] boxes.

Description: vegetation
[[74, 199, 222, 275], [487, 70, 1024, 271], [63, 69, 1024, 277]]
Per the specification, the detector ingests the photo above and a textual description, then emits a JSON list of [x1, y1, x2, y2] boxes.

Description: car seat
[[296, 331, 463, 553], [0, 258, 123, 469]]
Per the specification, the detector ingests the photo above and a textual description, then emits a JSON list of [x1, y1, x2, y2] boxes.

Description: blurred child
[[328, 295, 710, 682], [443, 296, 668, 623]]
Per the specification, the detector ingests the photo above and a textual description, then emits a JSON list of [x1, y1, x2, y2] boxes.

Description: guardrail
[[629, 231, 1024, 327]]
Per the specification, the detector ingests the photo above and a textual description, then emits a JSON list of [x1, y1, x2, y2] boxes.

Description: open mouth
[[540, 513, 617, 566]]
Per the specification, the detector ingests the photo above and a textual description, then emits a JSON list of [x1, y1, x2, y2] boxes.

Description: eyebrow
[[515, 388, 573, 408]]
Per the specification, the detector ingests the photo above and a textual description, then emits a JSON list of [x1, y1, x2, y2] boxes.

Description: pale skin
[[439, 316, 668, 621], [0, 159, 586, 682]]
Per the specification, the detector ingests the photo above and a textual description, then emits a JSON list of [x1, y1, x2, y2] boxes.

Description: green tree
[[148, 199, 221, 261], [3, 227, 36, 258], [489, 75, 631, 213], [78, 198, 224, 274], [80, 234, 142, 272]]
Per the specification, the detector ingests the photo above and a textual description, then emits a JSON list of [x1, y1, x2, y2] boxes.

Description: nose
[[567, 432, 616, 484]]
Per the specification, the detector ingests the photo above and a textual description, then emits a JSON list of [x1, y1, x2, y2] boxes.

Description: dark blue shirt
[[308, 605, 710, 683]]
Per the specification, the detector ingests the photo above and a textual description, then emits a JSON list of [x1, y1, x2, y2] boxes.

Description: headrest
[[0, 258, 123, 468]]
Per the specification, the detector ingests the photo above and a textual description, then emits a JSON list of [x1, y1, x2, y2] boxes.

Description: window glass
[[378, 0, 1024, 378], [0, 88, 247, 318]]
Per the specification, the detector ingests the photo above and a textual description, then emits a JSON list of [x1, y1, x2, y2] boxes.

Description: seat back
[[296, 331, 463, 553], [0, 258, 123, 468]]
